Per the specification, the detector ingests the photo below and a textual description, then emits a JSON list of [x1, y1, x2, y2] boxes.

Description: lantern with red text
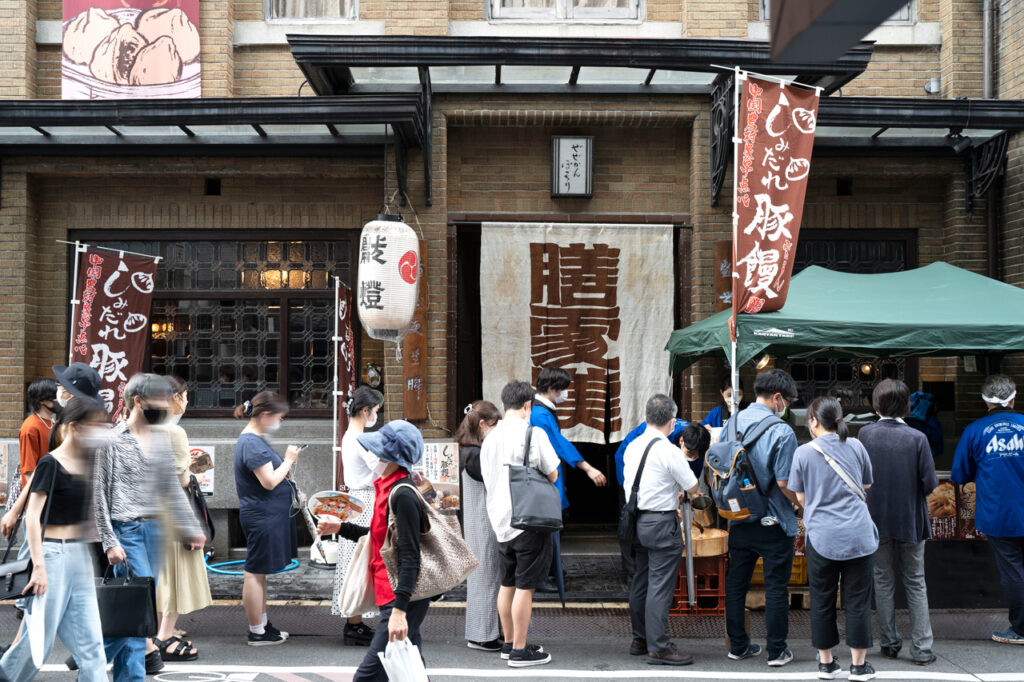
[[356, 215, 420, 342]]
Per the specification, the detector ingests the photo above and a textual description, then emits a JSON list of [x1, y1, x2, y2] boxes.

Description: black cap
[[52, 363, 102, 401]]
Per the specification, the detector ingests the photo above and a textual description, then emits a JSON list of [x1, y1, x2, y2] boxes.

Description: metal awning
[[0, 95, 428, 200], [287, 35, 875, 97]]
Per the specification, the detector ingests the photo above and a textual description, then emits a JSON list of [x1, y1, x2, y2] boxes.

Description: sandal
[[154, 635, 199, 662], [174, 628, 188, 638]]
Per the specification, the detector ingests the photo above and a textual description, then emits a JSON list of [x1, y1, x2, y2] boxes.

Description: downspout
[[984, 0, 998, 279], [983, 0, 995, 99]]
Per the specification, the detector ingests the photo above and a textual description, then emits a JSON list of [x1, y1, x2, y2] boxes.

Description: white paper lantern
[[356, 214, 420, 341]]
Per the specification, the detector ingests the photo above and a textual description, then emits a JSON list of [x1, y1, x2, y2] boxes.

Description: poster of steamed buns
[[62, 0, 200, 99]]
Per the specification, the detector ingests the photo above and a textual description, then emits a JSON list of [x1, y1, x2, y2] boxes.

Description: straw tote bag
[[380, 483, 478, 602]]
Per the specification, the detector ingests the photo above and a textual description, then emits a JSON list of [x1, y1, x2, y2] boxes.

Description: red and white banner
[[70, 248, 158, 418], [732, 74, 819, 332], [335, 283, 357, 491]]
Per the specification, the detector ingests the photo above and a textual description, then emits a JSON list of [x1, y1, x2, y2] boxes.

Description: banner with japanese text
[[62, 0, 201, 99], [480, 223, 674, 444], [732, 74, 819, 329], [335, 283, 357, 491], [70, 248, 158, 418]]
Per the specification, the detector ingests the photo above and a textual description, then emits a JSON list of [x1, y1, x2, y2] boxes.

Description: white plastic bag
[[377, 638, 429, 682], [337, 535, 376, 617]]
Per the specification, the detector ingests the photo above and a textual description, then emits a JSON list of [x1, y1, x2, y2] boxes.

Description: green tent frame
[[666, 262, 1024, 374]]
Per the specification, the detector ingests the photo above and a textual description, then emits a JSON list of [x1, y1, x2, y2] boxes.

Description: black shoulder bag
[[508, 426, 564, 533], [617, 439, 658, 550], [0, 470, 56, 601], [185, 474, 215, 548]]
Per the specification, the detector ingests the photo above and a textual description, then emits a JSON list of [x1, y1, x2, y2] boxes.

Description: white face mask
[[57, 394, 70, 408], [169, 413, 183, 425], [365, 412, 378, 428], [265, 421, 281, 434], [79, 426, 115, 451], [372, 460, 389, 477], [554, 389, 569, 405]]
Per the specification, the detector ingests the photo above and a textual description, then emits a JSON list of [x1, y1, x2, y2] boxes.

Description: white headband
[[982, 391, 1016, 407]]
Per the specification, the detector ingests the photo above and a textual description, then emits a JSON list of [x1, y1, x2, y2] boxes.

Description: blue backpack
[[704, 415, 786, 522]]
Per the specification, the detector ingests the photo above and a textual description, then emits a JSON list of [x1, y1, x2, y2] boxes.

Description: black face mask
[[143, 408, 168, 425], [46, 400, 62, 416]]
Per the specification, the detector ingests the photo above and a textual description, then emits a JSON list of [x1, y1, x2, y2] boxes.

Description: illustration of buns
[[189, 452, 213, 474], [960, 482, 976, 515], [129, 36, 182, 85], [89, 23, 146, 85], [927, 481, 956, 518], [63, 7, 120, 66], [135, 8, 200, 64]]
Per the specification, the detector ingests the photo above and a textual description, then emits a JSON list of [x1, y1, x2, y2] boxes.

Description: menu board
[[927, 477, 982, 540], [411, 441, 459, 512]]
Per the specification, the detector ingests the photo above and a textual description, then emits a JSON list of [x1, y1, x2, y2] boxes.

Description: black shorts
[[499, 530, 554, 590]]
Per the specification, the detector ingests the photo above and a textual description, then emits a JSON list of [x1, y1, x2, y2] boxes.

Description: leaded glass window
[[86, 236, 355, 415]]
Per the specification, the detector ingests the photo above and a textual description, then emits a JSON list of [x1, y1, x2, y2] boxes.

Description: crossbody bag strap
[[739, 415, 786, 495], [1, 462, 58, 562], [628, 439, 658, 509], [809, 441, 867, 502]]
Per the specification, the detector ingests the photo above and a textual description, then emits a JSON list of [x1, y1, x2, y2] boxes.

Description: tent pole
[[730, 66, 742, 416]]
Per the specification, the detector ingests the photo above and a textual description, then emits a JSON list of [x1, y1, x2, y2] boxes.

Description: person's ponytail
[[808, 396, 848, 442]]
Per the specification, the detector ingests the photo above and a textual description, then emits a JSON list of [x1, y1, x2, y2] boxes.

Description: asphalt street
[[6, 603, 1024, 681]]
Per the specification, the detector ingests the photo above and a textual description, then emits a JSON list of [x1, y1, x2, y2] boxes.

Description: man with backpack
[[717, 369, 801, 667]]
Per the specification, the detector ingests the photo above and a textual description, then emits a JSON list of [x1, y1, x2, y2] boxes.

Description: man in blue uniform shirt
[[951, 374, 1024, 645]]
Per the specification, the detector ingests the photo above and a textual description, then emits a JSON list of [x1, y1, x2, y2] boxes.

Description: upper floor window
[[491, 0, 640, 21], [266, 0, 356, 21], [760, 0, 913, 25]]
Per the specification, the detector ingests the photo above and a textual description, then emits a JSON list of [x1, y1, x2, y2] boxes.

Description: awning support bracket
[[966, 131, 1008, 213], [418, 66, 433, 207], [709, 72, 734, 207]]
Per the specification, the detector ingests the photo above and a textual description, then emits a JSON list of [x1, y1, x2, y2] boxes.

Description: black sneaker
[[849, 661, 876, 681], [344, 622, 374, 646], [508, 647, 552, 668], [265, 622, 289, 640], [467, 639, 503, 652], [818, 659, 842, 680], [500, 642, 543, 660], [145, 649, 165, 675], [247, 629, 287, 646], [880, 643, 901, 659], [913, 651, 937, 666], [728, 643, 761, 660], [65, 655, 78, 671]]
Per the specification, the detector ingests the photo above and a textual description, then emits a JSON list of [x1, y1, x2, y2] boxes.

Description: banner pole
[[730, 66, 742, 414], [66, 241, 86, 364], [333, 276, 340, 490]]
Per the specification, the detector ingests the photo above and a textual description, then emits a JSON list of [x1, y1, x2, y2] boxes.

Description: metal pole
[[333, 276, 340, 490], [731, 67, 743, 415], [983, 0, 994, 100], [66, 241, 85, 364]]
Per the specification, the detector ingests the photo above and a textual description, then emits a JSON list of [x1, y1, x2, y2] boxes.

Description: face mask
[[169, 413, 182, 425], [265, 421, 281, 434], [774, 398, 788, 418], [142, 408, 168, 425], [365, 412, 378, 428], [372, 460, 389, 477], [79, 426, 115, 450], [57, 394, 70, 408], [46, 400, 62, 416], [554, 389, 569, 405]]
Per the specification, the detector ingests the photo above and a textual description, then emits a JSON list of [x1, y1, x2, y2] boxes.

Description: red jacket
[[370, 468, 407, 606]]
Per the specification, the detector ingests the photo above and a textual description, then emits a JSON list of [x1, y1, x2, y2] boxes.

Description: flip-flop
[[154, 635, 199, 662]]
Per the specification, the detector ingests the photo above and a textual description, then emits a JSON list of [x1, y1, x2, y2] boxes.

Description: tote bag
[[508, 427, 563, 533], [337, 535, 376, 617], [95, 561, 158, 639]]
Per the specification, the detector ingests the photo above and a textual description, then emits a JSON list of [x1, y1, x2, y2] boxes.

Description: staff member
[[951, 374, 1024, 645], [622, 394, 699, 667]]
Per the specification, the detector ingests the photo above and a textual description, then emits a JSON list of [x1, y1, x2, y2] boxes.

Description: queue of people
[[3, 361, 1024, 682]]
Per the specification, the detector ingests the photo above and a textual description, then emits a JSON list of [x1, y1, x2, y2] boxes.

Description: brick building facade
[[0, 0, 1020, 537]]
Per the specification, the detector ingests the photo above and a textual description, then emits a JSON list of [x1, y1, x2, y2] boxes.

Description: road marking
[[37, 663, 1003, 681]]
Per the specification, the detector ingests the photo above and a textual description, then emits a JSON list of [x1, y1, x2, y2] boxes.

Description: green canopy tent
[[666, 262, 1024, 373]]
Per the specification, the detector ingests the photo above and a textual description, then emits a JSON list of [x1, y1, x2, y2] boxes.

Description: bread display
[[129, 36, 183, 85], [89, 23, 147, 85], [959, 482, 976, 515], [927, 481, 956, 518], [62, 7, 120, 66], [136, 8, 200, 64]]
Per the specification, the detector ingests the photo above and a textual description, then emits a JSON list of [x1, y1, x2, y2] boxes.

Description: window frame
[[759, 0, 914, 26], [69, 229, 361, 419], [489, 0, 641, 22], [264, 0, 360, 23]]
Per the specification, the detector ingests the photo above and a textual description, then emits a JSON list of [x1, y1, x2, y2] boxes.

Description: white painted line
[[38, 663, 986, 680]]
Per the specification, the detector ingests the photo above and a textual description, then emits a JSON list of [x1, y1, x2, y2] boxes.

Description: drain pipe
[[983, 0, 995, 99]]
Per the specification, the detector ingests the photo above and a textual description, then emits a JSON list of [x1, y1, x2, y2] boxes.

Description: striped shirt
[[93, 421, 201, 551]]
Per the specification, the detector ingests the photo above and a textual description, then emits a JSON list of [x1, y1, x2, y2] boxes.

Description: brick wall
[[0, 166, 33, 434], [940, 0, 984, 98], [0, 0, 38, 98], [234, 47, 309, 97], [841, 46, 941, 97]]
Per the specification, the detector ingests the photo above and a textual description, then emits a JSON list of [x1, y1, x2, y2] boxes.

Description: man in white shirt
[[481, 380, 560, 668], [622, 394, 700, 666]]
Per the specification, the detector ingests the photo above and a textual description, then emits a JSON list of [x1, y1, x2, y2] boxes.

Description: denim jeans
[[873, 539, 934, 658], [353, 599, 431, 682], [987, 536, 1024, 636], [725, 522, 794, 658], [104, 519, 163, 682], [0, 540, 107, 682]]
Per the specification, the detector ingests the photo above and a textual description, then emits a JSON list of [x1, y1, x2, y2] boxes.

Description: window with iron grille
[[760, 0, 913, 25], [81, 235, 355, 416], [265, 0, 357, 20], [490, 0, 640, 21]]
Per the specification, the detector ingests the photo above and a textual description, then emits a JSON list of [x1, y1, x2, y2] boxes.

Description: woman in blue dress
[[233, 391, 301, 646]]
